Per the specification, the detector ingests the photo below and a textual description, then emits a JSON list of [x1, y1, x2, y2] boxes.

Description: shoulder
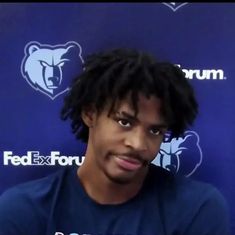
[[148, 164, 231, 234], [0, 166, 70, 200], [0, 166, 76, 235], [148, 164, 225, 200]]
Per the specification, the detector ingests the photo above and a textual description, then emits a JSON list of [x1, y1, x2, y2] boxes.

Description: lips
[[114, 155, 143, 171]]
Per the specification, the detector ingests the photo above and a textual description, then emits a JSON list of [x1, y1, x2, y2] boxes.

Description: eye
[[150, 128, 162, 136], [118, 119, 131, 127], [40, 61, 49, 67], [57, 61, 65, 67]]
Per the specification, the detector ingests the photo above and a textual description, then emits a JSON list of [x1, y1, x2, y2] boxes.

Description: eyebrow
[[115, 111, 168, 128]]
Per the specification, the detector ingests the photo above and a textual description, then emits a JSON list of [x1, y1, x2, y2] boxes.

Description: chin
[[105, 168, 146, 185], [107, 174, 134, 185]]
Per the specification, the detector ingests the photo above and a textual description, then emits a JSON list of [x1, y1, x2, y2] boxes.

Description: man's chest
[[47, 204, 163, 235]]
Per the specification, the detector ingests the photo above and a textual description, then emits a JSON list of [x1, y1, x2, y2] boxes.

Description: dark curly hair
[[61, 48, 198, 142]]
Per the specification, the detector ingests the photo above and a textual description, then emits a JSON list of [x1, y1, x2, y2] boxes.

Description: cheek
[[94, 119, 123, 144], [92, 125, 118, 154]]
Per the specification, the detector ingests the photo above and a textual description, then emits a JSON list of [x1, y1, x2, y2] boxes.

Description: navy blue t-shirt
[[0, 164, 231, 235]]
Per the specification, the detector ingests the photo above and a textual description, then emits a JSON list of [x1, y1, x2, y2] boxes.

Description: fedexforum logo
[[2, 151, 85, 166], [162, 2, 188, 12], [177, 65, 226, 80]]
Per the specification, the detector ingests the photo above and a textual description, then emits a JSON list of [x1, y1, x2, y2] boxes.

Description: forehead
[[112, 93, 165, 124]]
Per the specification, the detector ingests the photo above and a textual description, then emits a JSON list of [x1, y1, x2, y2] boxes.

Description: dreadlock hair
[[61, 48, 198, 143]]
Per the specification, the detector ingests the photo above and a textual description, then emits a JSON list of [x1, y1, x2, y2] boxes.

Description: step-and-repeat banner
[[0, 3, 234, 233]]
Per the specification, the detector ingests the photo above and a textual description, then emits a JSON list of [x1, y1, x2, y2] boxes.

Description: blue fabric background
[[0, 3, 234, 233]]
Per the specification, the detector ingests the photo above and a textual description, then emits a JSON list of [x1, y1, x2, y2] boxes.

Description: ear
[[81, 107, 97, 128]]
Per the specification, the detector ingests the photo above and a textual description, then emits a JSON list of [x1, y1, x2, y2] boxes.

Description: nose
[[124, 129, 148, 152]]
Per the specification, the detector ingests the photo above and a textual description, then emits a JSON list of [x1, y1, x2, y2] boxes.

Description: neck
[[77, 153, 147, 205]]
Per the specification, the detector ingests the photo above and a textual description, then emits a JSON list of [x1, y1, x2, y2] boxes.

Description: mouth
[[113, 155, 143, 171]]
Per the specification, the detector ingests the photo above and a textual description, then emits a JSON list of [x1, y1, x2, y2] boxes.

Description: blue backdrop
[[0, 3, 234, 234]]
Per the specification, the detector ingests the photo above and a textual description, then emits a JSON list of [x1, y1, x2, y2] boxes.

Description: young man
[[0, 48, 230, 235]]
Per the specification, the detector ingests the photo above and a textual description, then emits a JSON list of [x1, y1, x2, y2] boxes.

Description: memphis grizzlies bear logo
[[152, 131, 203, 177], [21, 41, 84, 99]]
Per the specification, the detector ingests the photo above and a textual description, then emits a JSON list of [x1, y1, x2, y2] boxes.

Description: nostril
[[48, 77, 60, 85]]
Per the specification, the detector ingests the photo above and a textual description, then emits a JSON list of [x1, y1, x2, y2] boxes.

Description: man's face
[[84, 93, 167, 185]]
